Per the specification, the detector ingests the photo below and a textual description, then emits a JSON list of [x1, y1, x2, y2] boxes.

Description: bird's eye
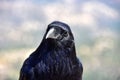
[[63, 31, 68, 37]]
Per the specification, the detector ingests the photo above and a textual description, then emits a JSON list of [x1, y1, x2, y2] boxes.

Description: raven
[[19, 21, 83, 80]]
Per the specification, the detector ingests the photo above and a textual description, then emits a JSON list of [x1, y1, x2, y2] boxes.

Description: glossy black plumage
[[19, 21, 83, 80]]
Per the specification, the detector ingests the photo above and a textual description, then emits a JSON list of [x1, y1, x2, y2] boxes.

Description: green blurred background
[[0, 0, 120, 80]]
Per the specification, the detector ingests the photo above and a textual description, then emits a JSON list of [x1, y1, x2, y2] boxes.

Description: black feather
[[19, 21, 83, 80]]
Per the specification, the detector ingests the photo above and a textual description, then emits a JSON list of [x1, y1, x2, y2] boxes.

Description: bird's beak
[[46, 28, 60, 39]]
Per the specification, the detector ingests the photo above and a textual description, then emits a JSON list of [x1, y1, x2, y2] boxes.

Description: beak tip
[[45, 28, 55, 39]]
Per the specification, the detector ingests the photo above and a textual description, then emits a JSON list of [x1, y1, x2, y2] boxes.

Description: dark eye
[[63, 31, 68, 37]]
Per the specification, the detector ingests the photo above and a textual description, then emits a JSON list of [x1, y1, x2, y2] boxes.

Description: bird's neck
[[35, 39, 76, 58]]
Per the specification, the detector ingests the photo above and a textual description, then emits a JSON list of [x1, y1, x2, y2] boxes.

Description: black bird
[[19, 21, 83, 80]]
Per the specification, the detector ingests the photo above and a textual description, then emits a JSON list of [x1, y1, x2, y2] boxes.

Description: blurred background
[[0, 0, 120, 80]]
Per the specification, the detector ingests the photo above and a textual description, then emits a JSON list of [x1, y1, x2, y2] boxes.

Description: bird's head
[[44, 21, 74, 48]]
